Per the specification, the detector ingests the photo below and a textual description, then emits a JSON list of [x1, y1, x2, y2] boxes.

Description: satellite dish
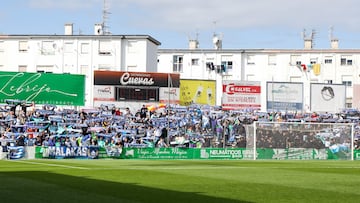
[[213, 36, 219, 44]]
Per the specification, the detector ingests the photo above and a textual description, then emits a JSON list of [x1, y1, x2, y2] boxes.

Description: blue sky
[[1, 0, 360, 49]]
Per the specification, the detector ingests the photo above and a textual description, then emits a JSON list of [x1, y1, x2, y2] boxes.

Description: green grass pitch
[[0, 159, 359, 203]]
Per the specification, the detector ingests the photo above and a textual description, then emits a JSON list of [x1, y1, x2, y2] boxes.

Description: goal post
[[246, 121, 354, 160]]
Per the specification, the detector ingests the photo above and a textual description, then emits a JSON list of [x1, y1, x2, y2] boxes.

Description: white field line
[[86, 166, 360, 170], [7, 160, 360, 171], [9, 160, 90, 170]]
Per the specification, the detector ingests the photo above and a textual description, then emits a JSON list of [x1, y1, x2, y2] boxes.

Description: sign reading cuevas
[[0, 71, 85, 105]]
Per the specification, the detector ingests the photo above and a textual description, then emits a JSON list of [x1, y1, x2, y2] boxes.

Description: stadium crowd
[[1, 99, 360, 153]]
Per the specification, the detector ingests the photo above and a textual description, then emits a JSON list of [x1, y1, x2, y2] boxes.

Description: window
[[290, 76, 302, 82], [18, 65, 27, 72], [290, 55, 301, 65], [310, 58, 317, 64], [41, 41, 55, 55], [340, 55, 353, 66], [246, 74, 256, 81], [36, 65, 53, 73], [81, 43, 90, 54], [342, 81, 352, 86], [116, 87, 159, 101], [19, 41, 28, 52], [324, 59, 332, 64], [127, 41, 138, 53], [63, 42, 74, 53], [324, 80, 333, 84], [127, 65, 137, 72], [99, 41, 112, 55], [221, 61, 233, 73], [191, 58, 199, 66], [268, 55, 276, 65], [98, 64, 111, 70], [221, 55, 233, 72], [247, 54, 255, 65], [173, 55, 183, 72], [342, 75, 352, 86], [80, 65, 88, 76]]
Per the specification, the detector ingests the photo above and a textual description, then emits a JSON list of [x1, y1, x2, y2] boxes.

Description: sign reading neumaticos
[[94, 71, 180, 103]]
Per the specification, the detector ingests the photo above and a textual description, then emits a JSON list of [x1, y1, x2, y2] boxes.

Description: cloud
[[109, 0, 360, 31], [24, 0, 360, 32], [28, 0, 101, 10], [4, 0, 360, 48]]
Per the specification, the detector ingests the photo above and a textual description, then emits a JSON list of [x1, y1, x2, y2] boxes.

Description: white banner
[[310, 83, 346, 113], [159, 87, 180, 104], [267, 82, 303, 111], [93, 86, 115, 101], [222, 80, 261, 110]]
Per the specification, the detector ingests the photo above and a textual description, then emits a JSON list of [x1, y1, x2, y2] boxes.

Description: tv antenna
[[212, 21, 223, 50], [302, 28, 316, 48], [328, 26, 338, 41], [102, 0, 111, 35]]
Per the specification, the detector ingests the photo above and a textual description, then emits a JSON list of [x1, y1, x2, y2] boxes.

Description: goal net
[[245, 122, 354, 160]]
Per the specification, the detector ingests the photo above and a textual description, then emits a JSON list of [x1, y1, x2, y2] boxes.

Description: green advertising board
[[34, 147, 360, 160], [0, 71, 85, 105]]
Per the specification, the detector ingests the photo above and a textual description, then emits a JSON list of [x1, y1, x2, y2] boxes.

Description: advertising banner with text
[[94, 71, 180, 87], [222, 80, 261, 110], [94, 71, 180, 102], [0, 71, 85, 105], [34, 147, 358, 160], [266, 82, 303, 112]]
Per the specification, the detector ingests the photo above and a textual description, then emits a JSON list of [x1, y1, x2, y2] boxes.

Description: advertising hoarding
[[310, 83, 346, 113], [94, 71, 180, 87], [179, 80, 216, 106], [267, 82, 303, 111], [159, 87, 180, 104], [0, 71, 85, 105], [93, 86, 115, 101], [222, 80, 261, 110], [94, 71, 179, 102]]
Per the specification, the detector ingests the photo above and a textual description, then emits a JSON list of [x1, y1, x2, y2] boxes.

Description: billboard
[[94, 71, 180, 87], [94, 71, 180, 103], [179, 80, 216, 106], [222, 80, 261, 110], [310, 83, 346, 113], [267, 82, 303, 112], [0, 71, 85, 105]]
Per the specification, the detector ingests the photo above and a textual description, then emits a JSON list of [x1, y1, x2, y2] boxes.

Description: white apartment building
[[158, 38, 359, 112], [0, 24, 359, 112], [0, 23, 160, 107]]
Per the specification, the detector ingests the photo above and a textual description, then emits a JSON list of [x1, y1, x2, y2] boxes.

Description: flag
[[312, 64, 321, 76]]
